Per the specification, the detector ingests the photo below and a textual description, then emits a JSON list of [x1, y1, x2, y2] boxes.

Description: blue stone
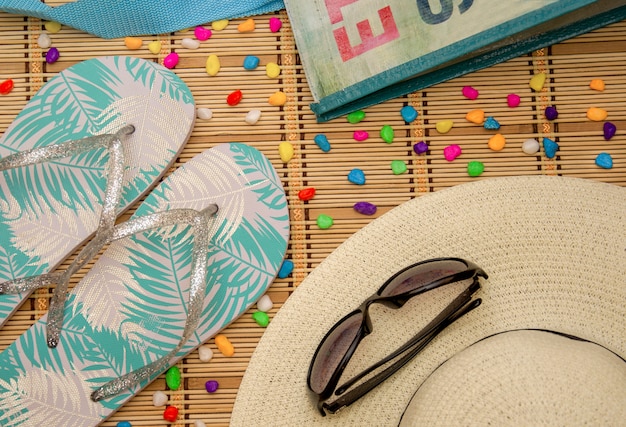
[[277, 259, 294, 278], [400, 105, 418, 123], [243, 55, 260, 70], [347, 168, 366, 185], [595, 152, 613, 169], [313, 134, 331, 152], [542, 137, 559, 159], [116, 422, 132, 427], [483, 116, 500, 130]]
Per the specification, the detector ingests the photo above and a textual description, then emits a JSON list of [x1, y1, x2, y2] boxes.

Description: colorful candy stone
[[278, 141, 294, 163], [380, 125, 394, 143], [542, 137, 559, 159], [353, 201, 377, 216], [462, 86, 479, 100], [194, 421, 207, 427], [544, 106, 558, 120], [278, 259, 294, 278], [390, 160, 407, 175], [467, 161, 485, 177], [245, 109, 262, 125], [436, 120, 454, 134], [148, 40, 162, 54], [314, 134, 331, 152], [266, 62, 281, 78], [153, 390, 168, 406], [163, 406, 179, 423], [269, 17, 283, 33], [238, 18, 255, 32], [595, 152, 613, 169], [37, 33, 52, 49], [163, 52, 179, 69], [268, 91, 287, 106], [521, 138, 540, 155], [205, 380, 220, 393], [117, 422, 132, 427], [347, 168, 366, 185], [206, 54, 220, 76], [483, 116, 500, 130], [197, 107, 213, 120], [353, 130, 369, 141], [198, 345, 214, 362], [413, 141, 428, 154], [298, 187, 316, 201], [226, 89, 243, 106], [45, 47, 59, 64], [44, 21, 61, 33], [243, 55, 260, 70], [587, 107, 608, 121], [507, 93, 521, 108], [488, 133, 506, 151], [165, 366, 181, 390], [443, 144, 462, 161], [181, 38, 200, 49], [316, 214, 334, 229], [252, 311, 270, 327], [589, 79, 605, 91], [0, 79, 14, 95], [194, 26, 212, 41], [400, 105, 418, 122], [124, 37, 142, 50], [215, 334, 235, 357], [529, 72, 546, 92], [465, 109, 485, 124], [347, 110, 365, 124], [257, 294, 273, 312], [212, 19, 229, 31], [603, 122, 617, 140]]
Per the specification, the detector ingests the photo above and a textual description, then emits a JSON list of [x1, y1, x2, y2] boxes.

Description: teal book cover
[[284, 0, 626, 121]]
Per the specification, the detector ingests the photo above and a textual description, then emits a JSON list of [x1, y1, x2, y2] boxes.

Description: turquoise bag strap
[[0, 0, 285, 39]]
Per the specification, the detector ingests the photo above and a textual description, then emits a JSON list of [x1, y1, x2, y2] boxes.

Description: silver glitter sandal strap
[[90, 205, 217, 402]]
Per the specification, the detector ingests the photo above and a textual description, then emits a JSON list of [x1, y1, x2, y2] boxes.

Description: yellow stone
[[205, 54, 220, 76], [465, 109, 485, 124], [238, 18, 255, 33], [529, 72, 546, 92], [212, 19, 229, 31], [435, 120, 454, 134], [266, 63, 281, 78], [278, 142, 294, 163], [268, 91, 287, 106], [124, 37, 143, 50], [148, 40, 162, 55], [586, 107, 608, 122], [589, 79, 605, 92], [44, 21, 62, 33], [488, 133, 506, 151]]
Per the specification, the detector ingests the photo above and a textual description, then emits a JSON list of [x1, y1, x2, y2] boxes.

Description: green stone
[[390, 160, 407, 175], [347, 110, 366, 124], [316, 214, 334, 229], [165, 365, 181, 390], [252, 311, 270, 327], [380, 124, 394, 143], [467, 161, 485, 177]]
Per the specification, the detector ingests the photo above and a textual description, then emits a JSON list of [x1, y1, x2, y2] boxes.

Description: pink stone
[[353, 130, 369, 141], [269, 17, 282, 33], [443, 144, 462, 161], [194, 26, 212, 41], [163, 52, 179, 69], [507, 93, 521, 108], [462, 86, 479, 100]]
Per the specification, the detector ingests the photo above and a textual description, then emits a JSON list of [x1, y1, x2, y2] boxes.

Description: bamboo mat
[[1, 7, 626, 426]]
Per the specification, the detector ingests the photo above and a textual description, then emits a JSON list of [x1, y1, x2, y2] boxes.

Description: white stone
[[197, 107, 213, 120], [198, 344, 214, 362], [521, 138, 540, 155], [194, 421, 207, 427], [181, 37, 201, 50], [245, 109, 262, 125], [37, 33, 52, 49], [257, 294, 273, 312], [152, 390, 168, 407]]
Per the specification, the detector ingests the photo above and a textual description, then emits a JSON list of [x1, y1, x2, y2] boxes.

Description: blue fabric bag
[[0, 0, 285, 39]]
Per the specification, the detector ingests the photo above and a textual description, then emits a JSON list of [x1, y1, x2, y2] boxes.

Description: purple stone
[[603, 121, 617, 140], [353, 201, 377, 216], [45, 47, 59, 64], [205, 380, 219, 393], [544, 106, 558, 121], [413, 141, 428, 155]]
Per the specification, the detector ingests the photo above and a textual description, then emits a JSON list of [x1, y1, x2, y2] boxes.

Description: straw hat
[[231, 175, 626, 426]]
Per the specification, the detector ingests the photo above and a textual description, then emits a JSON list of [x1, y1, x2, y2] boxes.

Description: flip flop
[[0, 142, 290, 426], [0, 56, 196, 328]]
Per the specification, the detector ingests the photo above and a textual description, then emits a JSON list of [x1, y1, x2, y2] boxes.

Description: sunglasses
[[307, 257, 488, 415]]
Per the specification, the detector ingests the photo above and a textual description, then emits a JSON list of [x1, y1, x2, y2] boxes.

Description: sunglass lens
[[380, 259, 469, 297], [309, 311, 363, 395]]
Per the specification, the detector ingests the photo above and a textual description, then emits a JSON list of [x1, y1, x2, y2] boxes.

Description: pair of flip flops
[[0, 56, 289, 425]]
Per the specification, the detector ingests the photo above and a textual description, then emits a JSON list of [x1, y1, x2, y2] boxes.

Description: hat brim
[[231, 175, 626, 426]]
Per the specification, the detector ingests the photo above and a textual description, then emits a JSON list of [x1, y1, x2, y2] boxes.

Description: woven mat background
[[1, 7, 625, 426]]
